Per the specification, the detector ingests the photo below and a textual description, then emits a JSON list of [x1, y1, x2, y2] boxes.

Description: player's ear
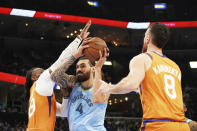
[[146, 35, 151, 44]]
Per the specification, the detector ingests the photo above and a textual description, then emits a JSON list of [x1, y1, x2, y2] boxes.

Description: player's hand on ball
[[95, 48, 109, 69], [73, 38, 91, 58], [78, 20, 91, 40]]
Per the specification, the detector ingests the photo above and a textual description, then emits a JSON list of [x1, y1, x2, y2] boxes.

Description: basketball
[[84, 37, 108, 62]]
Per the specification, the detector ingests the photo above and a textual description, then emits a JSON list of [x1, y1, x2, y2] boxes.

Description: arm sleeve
[[56, 99, 69, 117], [50, 55, 76, 88], [35, 69, 55, 96], [35, 38, 81, 96], [50, 38, 81, 72]]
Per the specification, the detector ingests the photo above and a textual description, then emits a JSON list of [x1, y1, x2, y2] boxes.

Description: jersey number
[[164, 74, 176, 99], [76, 103, 83, 114], [28, 97, 36, 118]]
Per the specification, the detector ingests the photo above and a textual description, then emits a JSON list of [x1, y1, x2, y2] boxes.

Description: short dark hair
[[149, 22, 170, 48], [78, 56, 95, 66]]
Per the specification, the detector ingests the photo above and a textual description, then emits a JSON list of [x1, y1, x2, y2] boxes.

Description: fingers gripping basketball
[[83, 37, 108, 62]]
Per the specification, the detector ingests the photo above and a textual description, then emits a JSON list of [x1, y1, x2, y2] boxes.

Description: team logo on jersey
[[71, 93, 93, 107]]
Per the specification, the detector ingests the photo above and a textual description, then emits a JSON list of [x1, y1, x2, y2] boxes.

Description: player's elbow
[[50, 72, 62, 84], [50, 72, 56, 82], [93, 99, 103, 104]]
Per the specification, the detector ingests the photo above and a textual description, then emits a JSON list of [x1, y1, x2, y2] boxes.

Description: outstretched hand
[[78, 20, 91, 40], [73, 37, 92, 58]]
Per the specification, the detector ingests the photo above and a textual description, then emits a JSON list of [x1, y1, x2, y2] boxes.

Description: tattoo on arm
[[51, 55, 76, 88]]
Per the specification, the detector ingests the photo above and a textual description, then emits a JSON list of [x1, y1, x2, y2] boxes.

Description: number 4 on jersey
[[76, 103, 83, 114]]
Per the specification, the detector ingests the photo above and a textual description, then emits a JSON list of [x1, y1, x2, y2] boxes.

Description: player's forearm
[[109, 76, 138, 94], [93, 68, 102, 90], [51, 55, 76, 87], [92, 69, 103, 103], [50, 38, 81, 72]]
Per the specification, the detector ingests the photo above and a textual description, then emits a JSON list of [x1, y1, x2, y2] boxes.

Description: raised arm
[[50, 39, 90, 88], [50, 20, 91, 72], [92, 49, 109, 104], [35, 21, 91, 96]]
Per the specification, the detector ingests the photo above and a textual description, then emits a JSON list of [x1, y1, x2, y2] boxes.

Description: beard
[[142, 41, 148, 53], [76, 70, 90, 82]]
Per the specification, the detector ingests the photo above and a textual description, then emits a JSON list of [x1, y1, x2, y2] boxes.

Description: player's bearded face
[[76, 60, 93, 82], [76, 69, 90, 82]]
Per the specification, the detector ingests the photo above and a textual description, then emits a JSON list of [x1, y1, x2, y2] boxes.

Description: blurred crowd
[[0, 119, 26, 131], [105, 118, 141, 131], [0, 38, 197, 131], [0, 116, 141, 131], [0, 47, 53, 76], [0, 87, 196, 131]]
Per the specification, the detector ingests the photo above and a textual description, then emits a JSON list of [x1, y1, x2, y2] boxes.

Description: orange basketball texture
[[84, 37, 107, 62]]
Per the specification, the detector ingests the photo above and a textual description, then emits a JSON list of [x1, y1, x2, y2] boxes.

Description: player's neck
[[147, 44, 163, 56], [81, 75, 93, 89]]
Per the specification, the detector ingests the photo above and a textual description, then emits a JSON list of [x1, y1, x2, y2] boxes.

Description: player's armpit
[[93, 93, 110, 104], [189, 120, 197, 131], [92, 81, 111, 104]]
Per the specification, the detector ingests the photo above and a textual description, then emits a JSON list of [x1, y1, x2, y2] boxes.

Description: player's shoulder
[[165, 57, 181, 70], [129, 53, 152, 67], [132, 53, 152, 61], [129, 53, 152, 70], [134, 53, 152, 66]]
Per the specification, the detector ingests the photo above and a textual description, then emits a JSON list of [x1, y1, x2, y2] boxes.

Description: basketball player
[[25, 20, 91, 131], [51, 49, 109, 131], [97, 23, 190, 131]]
